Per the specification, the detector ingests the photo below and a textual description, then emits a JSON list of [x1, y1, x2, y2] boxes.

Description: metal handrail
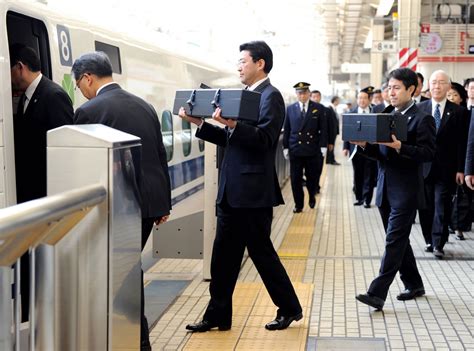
[[0, 184, 107, 267]]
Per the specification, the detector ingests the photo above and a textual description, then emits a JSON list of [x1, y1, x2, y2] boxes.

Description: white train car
[[0, 0, 238, 235]]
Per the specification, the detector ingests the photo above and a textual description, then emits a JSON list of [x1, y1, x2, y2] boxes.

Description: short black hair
[[71, 51, 113, 80], [373, 89, 382, 94], [311, 90, 321, 95], [416, 72, 424, 84], [450, 82, 468, 107], [331, 96, 339, 103], [239, 41, 273, 74], [9, 43, 41, 72], [388, 68, 418, 97]]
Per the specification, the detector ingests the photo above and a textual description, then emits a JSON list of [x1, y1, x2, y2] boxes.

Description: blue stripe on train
[[171, 183, 204, 206], [168, 156, 204, 190]]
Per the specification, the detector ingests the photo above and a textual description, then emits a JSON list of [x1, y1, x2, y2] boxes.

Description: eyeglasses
[[75, 74, 85, 90], [430, 80, 449, 86]]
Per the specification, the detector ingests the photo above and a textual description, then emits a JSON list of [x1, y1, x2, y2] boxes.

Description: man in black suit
[[343, 87, 378, 208], [179, 41, 302, 332], [354, 68, 436, 310], [464, 108, 474, 188], [417, 70, 468, 258], [283, 82, 328, 213], [372, 83, 392, 113], [326, 96, 341, 165], [414, 72, 429, 104], [72, 52, 171, 351], [10, 44, 74, 322]]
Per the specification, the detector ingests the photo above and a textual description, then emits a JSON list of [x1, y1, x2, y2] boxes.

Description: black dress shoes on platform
[[293, 208, 303, 213], [309, 198, 316, 209], [424, 244, 433, 253], [433, 247, 445, 259], [355, 293, 384, 310], [396, 287, 425, 301], [353, 201, 364, 206], [185, 320, 231, 332], [265, 312, 303, 330], [364, 203, 371, 208]]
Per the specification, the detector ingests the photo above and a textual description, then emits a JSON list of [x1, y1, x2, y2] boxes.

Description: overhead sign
[[372, 40, 397, 53], [420, 33, 443, 54], [341, 63, 371, 74]]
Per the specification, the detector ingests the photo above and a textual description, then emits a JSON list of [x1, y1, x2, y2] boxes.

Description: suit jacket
[[327, 105, 339, 142], [362, 103, 436, 209], [372, 103, 391, 113], [14, 75, 73, 203], [196, 78, 284, 208], [418, 100, 469, 182], [465, 109, 474, 175], [283, 100, 328, 157], [74, 83, 171, 218]]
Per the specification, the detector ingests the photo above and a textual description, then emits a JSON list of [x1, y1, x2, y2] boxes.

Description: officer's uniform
[[283, 82, 329, 212]]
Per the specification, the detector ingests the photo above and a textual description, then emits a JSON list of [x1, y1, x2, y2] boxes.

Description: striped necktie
[[434, 104, 441, 131]]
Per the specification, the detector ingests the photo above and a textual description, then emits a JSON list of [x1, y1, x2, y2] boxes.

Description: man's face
[[357, 92, 370, 109], [237, 50, 262, 86], [415, 77, 423, 97], [372, 92, 383, 105], [381, 87, 389, 103], [296, 90, 310, 103], [429, 72, 450, 101], [75, 73, 95, 100], [310, 92, 321, 103], [388, 77, 414, 108], [10, 62, 25, 91], [467, 81, 474, 101]]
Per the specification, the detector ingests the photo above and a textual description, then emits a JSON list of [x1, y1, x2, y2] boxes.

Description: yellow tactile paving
[[280, 258, 307, 281]]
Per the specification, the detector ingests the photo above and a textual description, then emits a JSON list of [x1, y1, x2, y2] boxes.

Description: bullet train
[[0, 0, 240, 236]]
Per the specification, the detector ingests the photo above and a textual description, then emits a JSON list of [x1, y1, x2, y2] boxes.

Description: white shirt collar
[[24, 73, 42, 102], [248, 77, 268, 91], [467, 100, 474, 110], [299, 101, 308, 112], [358, 106, 370, 114], [431, 98, 447, 117], [96, 81, 117, 96]]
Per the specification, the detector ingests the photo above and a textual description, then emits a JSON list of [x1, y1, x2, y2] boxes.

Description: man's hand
[[328, 144, 334, 152], [178, 107, 203, 126], [465, 175, 474, 190], [283, 148, 289, 160], [343, 149, 349, 157], [212, 107, 237, 129], [377, 134, 401, 150], [456, 172, 464, 185], [155, 215, 169, 226], [321, 147, 327, 157]]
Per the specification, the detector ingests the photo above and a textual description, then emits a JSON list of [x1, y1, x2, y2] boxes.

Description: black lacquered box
[[342, 113, 408, 142], [172, 89, 261, 123]]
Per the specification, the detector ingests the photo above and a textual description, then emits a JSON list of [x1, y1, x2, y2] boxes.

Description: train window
[[161, 110, 174, 162], [94, 41, 122, 74], [181, 120, 192, 157], [199, 139, 205, 152]]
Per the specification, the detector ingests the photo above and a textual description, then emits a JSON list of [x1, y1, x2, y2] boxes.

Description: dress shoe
[[355, 293, 384, 310], [331, 161, 341, 165], [293, 208, 303, 213], [433, 247, 444, 259], [364, 203, 371, 208], [456, 232, 465, 240], [353, 201, 364, 206], [185, 320, 231, 332], [309, 198, 316, 209], [265, 312, 303, 330], [396, 287, 425, 301], [424, 244, 433, 253]]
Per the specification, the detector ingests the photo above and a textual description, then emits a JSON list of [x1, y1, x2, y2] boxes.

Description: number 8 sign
[[57, 25, 73, 67]]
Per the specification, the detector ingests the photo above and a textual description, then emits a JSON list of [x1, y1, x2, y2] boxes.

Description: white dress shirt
[[431, 98, 447, 119], [23, 73, 42, 113]]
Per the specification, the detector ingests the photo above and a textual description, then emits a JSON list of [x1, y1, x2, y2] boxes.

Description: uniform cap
[[360, 86, 375, 95], [293, 82, 310, 91]]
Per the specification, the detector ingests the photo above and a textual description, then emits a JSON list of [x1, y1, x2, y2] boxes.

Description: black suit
[[465, 108, 474, 175], [417, 100, 468, 249], [325, 105, 339, 164], [196, 78, 301, 326], [372, 102, 391, 113], [361, 103, 436, 300], [283, 100, 328, 209], [74, 83, 171, 345], [343, 107, 377, 205], [14, 75, 73, 322]]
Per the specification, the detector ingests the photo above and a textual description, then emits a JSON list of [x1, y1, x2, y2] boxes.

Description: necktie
[[434, 104, 441, 131], [301, 104, 306, 118], [16, 94, 26, 117]]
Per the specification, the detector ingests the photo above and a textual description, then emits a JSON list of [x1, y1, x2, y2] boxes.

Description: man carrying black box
[[283, 82, 329, 213], [353, 68, 436, 310], [179, 40, 302, 332]]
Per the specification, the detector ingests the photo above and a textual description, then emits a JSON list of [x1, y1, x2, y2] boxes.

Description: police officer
[[283, 82, 328, 213]]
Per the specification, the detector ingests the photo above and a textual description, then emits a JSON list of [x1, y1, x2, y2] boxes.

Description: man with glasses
[[9, 43, 73, 322], [418, 70, 468, 258]]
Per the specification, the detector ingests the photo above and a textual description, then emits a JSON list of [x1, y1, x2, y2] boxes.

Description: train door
[[5, 11, 51, 205]]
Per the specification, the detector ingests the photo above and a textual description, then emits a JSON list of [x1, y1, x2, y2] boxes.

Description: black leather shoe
[[355, 293, 384, 310], [433, 247, 444, 259], [331, 161, 341, 165], [185, 320, 231, 332], [364, 203, 371, 208], [265, 312, 303, 330], [353, 201, 364, 206], [396, 287, 425, 301], [424, 244, 433, 253], [293, 208, 303, 213], [456, 232, 465, 240], [309, 198, 316, 209]]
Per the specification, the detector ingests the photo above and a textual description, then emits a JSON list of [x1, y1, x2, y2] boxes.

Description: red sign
[[421, 23, 430, 33]]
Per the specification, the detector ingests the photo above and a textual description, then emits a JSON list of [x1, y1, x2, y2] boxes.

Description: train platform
[[145, 146, 474, 351]]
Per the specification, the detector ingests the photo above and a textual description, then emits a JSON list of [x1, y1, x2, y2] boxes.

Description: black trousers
[[418, 176, 451, 249], [290, 154, 320, 209], [368, 195, 423, 301], [352, 153, 376, 205], [326, 148, 335, 164], [203, 199, 302, 326]]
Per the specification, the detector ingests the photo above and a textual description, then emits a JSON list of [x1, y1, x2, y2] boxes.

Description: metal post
[[0, 266, 12, 350], [14, 259, 20, 351], [29, 248, 35, 351]]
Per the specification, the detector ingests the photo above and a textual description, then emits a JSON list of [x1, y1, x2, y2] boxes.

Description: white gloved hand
[[283, 148, 289, 160], [321, 147, 327, 157]]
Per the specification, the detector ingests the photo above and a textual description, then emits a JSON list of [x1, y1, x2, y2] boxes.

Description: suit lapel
[[23, 76, 45, 117], [438, 101, 452, 132]]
